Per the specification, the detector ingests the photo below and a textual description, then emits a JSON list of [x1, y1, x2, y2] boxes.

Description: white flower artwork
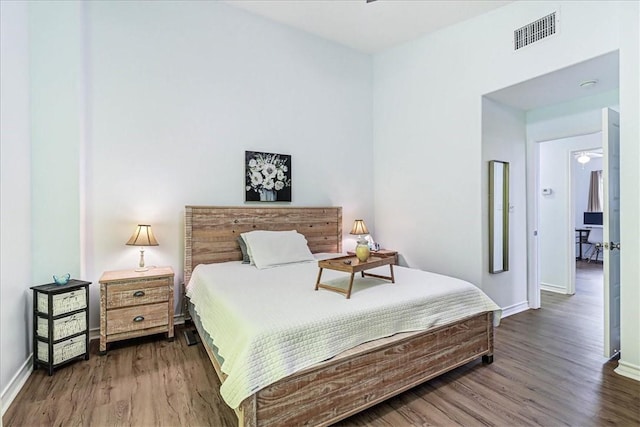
[[245, 151, 292, 202]]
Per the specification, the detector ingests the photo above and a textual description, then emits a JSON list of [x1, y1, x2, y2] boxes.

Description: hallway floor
[[575, 258, 604, 298]]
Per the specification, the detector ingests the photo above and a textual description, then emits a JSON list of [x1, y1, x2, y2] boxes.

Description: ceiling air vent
[[514, 12, 557, 50]]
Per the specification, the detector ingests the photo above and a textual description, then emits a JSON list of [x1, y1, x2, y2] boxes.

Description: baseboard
[[615, 359, 640, 382], [1, 354, 32, 417], [174, 313, 185, 325], [501, 301, 530, 318], [89, 326, 100, 342], [540, 282, 568, 294]]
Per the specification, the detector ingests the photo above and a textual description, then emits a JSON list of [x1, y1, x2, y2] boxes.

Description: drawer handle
[[133, 316, 145, 322], [133, 291, 145, 297]]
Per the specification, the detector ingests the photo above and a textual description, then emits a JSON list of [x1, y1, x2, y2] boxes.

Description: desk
[[576, 228, 590, 259]]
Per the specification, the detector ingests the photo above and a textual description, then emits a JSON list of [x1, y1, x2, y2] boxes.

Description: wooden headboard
[[184, 206, 342, 285]]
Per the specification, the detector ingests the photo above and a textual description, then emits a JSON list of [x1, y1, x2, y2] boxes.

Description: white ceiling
[[486, 51, 619, 111], [224, 0, 513, 53]]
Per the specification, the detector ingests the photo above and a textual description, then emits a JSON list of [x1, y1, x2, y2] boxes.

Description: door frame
[[568, 142, 604, 294], [526, 130, 606, 306], [526, 137, 540, 308]]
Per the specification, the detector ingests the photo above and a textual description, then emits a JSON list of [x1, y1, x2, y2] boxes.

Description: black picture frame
[[245, 151, 292, 202]]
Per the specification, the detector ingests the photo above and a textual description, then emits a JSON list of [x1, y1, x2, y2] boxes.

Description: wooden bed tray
[[184, 206, 494, 427]]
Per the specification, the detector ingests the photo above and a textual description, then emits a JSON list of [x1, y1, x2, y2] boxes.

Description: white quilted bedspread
[[186, 254, 501, 409]]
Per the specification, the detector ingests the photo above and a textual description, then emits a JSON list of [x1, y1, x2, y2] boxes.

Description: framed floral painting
[[245, 151, 292, 202]]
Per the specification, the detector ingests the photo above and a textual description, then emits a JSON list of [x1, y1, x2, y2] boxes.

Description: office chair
[[586, 228, 604, 262]]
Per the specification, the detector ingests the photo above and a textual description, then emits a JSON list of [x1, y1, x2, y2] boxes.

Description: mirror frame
[[489, 160, 509, 273]]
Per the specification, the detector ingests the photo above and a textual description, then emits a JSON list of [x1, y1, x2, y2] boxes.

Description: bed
[[183, 206, 498, 427]]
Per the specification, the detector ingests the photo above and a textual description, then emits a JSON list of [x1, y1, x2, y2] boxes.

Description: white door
[[602, 107, 621, 358]]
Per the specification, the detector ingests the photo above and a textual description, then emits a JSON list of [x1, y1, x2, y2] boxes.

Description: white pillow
[[240, 234, 256, 265], [240, 230, 314, 269]]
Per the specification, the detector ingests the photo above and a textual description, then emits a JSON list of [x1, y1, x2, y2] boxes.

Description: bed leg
[[184, 328, 199, 346], [482, 354, 494, 364]]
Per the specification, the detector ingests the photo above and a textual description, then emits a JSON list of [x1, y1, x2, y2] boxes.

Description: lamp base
[[135, 248, 149, 272], [355, 241, 370, 262]]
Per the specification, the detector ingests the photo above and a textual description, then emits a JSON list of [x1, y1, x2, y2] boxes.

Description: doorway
[[537, 132, 603, 296], [483, 51, 620, 358], [531, 109, 620, 359], [572, 146, 605, 311]]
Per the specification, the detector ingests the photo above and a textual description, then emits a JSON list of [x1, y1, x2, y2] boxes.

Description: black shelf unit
[[30, 280, 91, 375]]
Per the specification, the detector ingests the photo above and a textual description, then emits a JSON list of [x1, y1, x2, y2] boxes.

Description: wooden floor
[[5, 262, 639, 426]]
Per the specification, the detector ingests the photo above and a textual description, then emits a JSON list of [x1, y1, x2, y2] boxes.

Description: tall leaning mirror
[[489, 160, 509, 273]]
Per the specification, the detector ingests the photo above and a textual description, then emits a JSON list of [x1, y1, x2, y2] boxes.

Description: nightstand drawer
[[106, 303, 169, 335], [106, 279, 169, 309], [37, 311, 86, 341]]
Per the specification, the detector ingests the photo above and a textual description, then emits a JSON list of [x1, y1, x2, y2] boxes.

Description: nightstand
[[348, 249, 398, 265], [99, 266, 174, 354], [31, 280, 91, 375]]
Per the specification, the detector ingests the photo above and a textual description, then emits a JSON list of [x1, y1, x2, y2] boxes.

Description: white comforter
[[186, 254, 501, 409]]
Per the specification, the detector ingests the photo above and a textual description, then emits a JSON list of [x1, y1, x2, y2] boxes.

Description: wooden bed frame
[[184, 206, 494, 427]]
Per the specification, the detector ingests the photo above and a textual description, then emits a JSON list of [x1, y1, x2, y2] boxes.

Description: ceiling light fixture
[[577, 152, 591, 164], [579, 79, 598, 88]]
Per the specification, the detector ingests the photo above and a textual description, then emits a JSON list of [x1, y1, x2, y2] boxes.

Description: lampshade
[[350, 219, 369, 236], [126, 224, 159, 246]]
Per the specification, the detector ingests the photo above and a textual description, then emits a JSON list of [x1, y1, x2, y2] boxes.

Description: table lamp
[[350, 219, 370, 262], [126, 224, 159, 271]]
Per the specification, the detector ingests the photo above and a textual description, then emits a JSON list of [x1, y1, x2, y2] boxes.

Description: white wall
[[0, 0, 32, 410], [32, 1, 372, 328], [538, 132, 601, 291], [481, 98, 527, 310], [617, 2, 640, 381], [373, 1, 639, 379], [84, 1, 373, 322], [373, 1, 619, 290], [30, 2, 84, 284]]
